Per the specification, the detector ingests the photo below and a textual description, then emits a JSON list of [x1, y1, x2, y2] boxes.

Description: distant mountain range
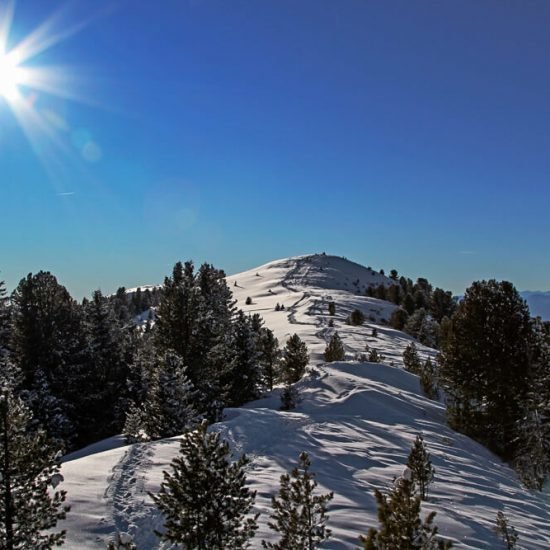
[[520, 291, 550, 321]]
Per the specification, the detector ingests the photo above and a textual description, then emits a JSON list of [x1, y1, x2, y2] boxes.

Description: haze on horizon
[[1, 0, 549, 299]]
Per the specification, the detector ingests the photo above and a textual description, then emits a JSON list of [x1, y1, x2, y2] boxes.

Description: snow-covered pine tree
[[262, 452, 333, 549], [124, 352, 200, 442], [403, 342, 422, 374], [0, 390, 69, 549], [360, 468, 452, 549], [407, 435, 435, 501], [150, 420, 258, 548], [324, 332, 345, 362], [281, 334, 309, 384]]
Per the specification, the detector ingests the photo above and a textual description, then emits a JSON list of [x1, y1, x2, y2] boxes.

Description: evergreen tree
[[223, 311, 261, 406], [403, 343, 422, 374], [79, 289, 131, 443], [360, 468, 451, 549], [150, 421, 258, 549], [328, 302, 336, 316], [407, 435, 434, 501], [281, 334, 309, 384], [324, 332, 345, 362], [258, 327, 280, 392], [368, 348, 383, 363], [439, 280, 533, 458], [494, 511, 518, 549], [263, 452, 333, 549], [0, 390, 69, 549], [280, 382, 299, 411], [390, 307, 409, 331], [350, 309, 365, 326], [10, 272, 84, 446], [419, 359, 440, 401], [124, 352, 200, 442], [430, 289, 456, 323]]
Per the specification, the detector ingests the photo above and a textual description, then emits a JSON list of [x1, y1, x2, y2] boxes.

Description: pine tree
[[494, 511, 518, 549], [280, 382, 299, 411], [324, 332, 345, 362], [258, 327, 280, 392], [328, 302, 336, 316], [419, 359, 439, 401], [150, 421, 258, 549], [439, 280, 533, 458], [281, 334, 309, 384], [124, 352, 200, 442], [0, 390, 69, 549], [79, 289, 131, 443], [360, 468, 452, 549], [390, 307, 409, 331], [350, 309, 365, 326], [262, 452, 333, 549], [407, 435, 434, 501], [223, 311, 261, 406], [403, 342, 422, 374]]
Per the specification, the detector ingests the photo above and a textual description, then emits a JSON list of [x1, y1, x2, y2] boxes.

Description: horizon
[[2, 1, 549, 299]]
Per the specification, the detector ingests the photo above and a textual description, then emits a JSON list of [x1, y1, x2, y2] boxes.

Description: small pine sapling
[[420, 358, 440, 400], [407, 434, 435, 501], [495, 511, 518, 549], [324, 332, 345, 362], [262, 452, 333, 549], [360, 468, 452, 549]]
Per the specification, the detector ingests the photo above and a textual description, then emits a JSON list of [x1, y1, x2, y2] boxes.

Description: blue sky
[[1, 0, 549, 298]]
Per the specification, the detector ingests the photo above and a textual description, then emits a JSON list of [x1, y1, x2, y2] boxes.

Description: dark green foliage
[[223, 311, 261, 406], [514, 318, 550, 490], [430, 289, 456, 323], [280, 382, 299, 411], [494, 511, 518, 549], [0, 391, 69, 549], [10, 271, 84, 447], [403, 293, 416, 315], [124, 352, 199, 442], [258, 328, 281, 392], [368, 348, 383, 363], [150, 421, 258, 549], [407, 435, 434, 501], [390, 307, 409, 330], [245, 296, 253, 305], [375, 284, 387, 301], [79, 289, 132, 443], [404, 309, 440, 348], [324, 332, 345, 362], [403, 342, 422, 374], [328, 302, 336, 316], [387, 284, 402, 305], [439, 280, 533, 458], [154, 261, 236, 408], [390, 269, 399, 280], [419, 359, 440, 401], [262, 452, 333, 549], [360, 470, 452, 549], [281, 334, 309, 384], [349, 308, 365, 326]]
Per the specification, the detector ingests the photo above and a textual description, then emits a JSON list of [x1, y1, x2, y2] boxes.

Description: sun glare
[[0, 54, 25, 100]]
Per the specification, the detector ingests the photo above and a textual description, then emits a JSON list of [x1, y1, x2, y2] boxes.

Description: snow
[[59, 254, 550, 548]]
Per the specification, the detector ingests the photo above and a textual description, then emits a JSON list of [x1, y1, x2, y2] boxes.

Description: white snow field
[[60, 254, 550, 549]]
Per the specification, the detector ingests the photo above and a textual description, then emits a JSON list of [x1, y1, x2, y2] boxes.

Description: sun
[[0, 53, 26, 101]]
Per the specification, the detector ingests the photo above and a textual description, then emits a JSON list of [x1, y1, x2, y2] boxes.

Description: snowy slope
[[60, 254, 550, 549]]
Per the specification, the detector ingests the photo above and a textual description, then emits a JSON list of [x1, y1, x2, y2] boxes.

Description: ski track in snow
[[104, 442, 161, 548]]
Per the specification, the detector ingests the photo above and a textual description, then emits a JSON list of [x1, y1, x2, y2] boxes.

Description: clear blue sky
[[1, 0, 549, 298]]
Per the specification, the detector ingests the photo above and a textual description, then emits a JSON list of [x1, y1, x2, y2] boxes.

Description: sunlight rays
[[0, 0, 107, 193]]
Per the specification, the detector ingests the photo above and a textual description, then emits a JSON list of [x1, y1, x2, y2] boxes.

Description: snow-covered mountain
[[60, 254, 550, 549], [521, 291, 550, 321]]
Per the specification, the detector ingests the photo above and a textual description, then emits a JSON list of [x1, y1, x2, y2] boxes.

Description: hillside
[[60, 254, 550, 549], [521, 291, 550, 321]]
